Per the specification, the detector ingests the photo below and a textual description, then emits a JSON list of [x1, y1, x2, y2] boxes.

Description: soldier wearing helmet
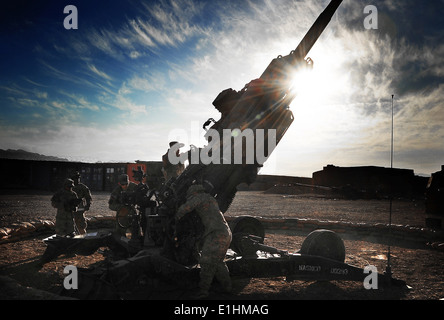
[[51, 178, 81, 236], [176, 184, 232, 299], [162, 141, 185, 181], [108, 174, 138, 236]]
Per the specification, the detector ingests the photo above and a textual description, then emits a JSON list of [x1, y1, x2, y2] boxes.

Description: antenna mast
[[385, 94, 394, 279]]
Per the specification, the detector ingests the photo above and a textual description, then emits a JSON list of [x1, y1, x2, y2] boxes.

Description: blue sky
[[1, 0, 443, 177]]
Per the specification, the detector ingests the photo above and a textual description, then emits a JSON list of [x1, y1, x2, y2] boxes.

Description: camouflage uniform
[[108, 174, 138, 236], [176, 184, 232, 298], [72, 173, 92, 234], [51, 179, 79, 236], [162, 141, 185, 181]]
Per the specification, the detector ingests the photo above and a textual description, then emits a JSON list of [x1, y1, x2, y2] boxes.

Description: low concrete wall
[[0, 215, 115, 244], [1, 215, 443, 250], [232, 216, 444, 245]]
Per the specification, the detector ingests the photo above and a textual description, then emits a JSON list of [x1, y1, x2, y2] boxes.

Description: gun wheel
[[300, 229, 346, 262], [229, 216, 265, 254], [116, 206, 132, 229], [229, 216, 265, 239]]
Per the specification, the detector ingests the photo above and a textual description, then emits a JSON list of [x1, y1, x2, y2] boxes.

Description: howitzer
[[163, 0, 344, 214], [41, 0, 407, 299]]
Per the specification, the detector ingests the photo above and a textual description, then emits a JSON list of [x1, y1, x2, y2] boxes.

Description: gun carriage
[[41, 0, 406, 299]]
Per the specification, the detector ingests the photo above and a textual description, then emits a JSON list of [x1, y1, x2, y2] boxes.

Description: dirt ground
[[0, 190, 443, 301]]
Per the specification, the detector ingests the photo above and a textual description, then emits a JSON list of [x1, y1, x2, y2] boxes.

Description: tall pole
[[386, 94, 394, 279], [391, 94, 394, 170]]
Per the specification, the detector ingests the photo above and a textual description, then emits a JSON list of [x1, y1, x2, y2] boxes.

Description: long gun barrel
[[293, 0, 343, 60], [260, 0, 343, 82], [158, 0, 346, 219]]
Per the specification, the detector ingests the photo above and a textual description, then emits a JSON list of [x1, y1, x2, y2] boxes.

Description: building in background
[[312, 164, 428, 199], [0, 154, 432, 200], [0, 158, 164, 192]]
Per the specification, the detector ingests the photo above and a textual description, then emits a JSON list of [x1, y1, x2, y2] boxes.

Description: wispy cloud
[[0, 84, 28, 97], [127, 73, 167, 92], [57, 91, 101, 112], [1, 0, 442, 176], [1, 83, 49, 110], [84, 0, 208, 60], [112, 94, 149, 115], [38, 59, 99, 90], [87, 64, 113, 81]]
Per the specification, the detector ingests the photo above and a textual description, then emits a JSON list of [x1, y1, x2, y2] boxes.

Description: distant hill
[[0, 149, 68, 161]]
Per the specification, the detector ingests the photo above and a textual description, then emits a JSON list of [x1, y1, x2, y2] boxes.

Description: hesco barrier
[[0, 216, 115, 244], [242, 216, 444, 245], [1, 215, 443, 250]]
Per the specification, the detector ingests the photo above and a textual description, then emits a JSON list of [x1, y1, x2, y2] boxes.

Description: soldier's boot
[[215, 262, 232, 293], [197, 263, 217, 299]]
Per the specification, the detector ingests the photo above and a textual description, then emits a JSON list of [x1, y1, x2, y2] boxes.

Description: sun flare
[[286, 42, 352, 129], [290, 50, 349, 108]]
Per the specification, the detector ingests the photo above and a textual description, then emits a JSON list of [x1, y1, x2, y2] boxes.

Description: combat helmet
[[64, 178, 74, 189], [118, 174, 129, 185]]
